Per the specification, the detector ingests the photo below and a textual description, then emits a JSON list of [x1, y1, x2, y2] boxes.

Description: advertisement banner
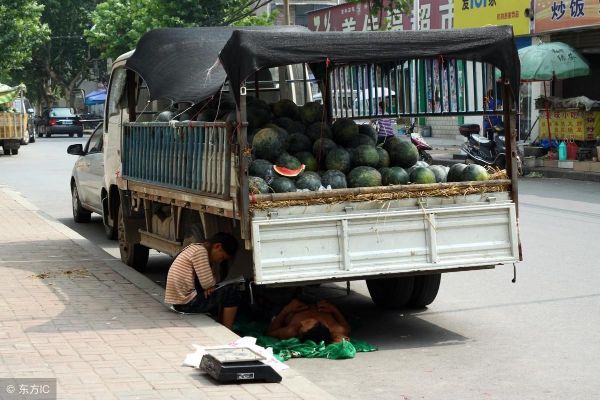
[[307, 0, 454, 32], [453, 0, 531, 35], [534, 0, 600, 33]]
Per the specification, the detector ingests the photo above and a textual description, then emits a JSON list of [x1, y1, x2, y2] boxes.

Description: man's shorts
[[172, 277, 242, 314]]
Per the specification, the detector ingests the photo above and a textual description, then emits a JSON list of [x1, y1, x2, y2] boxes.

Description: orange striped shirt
[[164, 244, 216, 305]]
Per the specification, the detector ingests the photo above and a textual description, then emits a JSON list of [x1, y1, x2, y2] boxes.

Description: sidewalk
[[0, 186, 335, 400]]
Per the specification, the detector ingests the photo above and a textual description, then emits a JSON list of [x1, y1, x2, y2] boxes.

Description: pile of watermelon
[[226, 98, 489, 194]]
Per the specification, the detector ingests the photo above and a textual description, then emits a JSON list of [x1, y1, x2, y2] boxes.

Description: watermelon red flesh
[[273, 164, 306, 177]]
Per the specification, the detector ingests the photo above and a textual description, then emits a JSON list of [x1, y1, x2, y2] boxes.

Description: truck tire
[[3, 146, 10, 155], [117, 205, 149, 271], [407, 274, 441, 308], [366, 276, 415, 309], [11, 148, 18, 155], [72, 184, 91, 223]]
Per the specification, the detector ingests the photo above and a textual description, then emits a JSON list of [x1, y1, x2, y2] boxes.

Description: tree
[[0, 1, 49, 82], [10, 0, 101, 106], [345, 0, 411, 30], [86, 0, 276, 60]]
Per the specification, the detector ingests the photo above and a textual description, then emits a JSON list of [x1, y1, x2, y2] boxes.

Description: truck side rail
[[121, 121, 231, 198]]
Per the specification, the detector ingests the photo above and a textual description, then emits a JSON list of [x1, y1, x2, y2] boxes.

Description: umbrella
[[84, 89, 107, 106], [518, 42, 590, 143], [518, 42, 590, 81]]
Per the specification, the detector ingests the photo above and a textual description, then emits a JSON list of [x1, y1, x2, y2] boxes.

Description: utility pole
[[283, 0, 291, 25]]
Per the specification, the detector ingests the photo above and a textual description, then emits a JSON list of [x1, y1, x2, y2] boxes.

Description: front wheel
[[117, 205, 149, 271], [72, 184, 91, 223], [366, 276, 415, 309]]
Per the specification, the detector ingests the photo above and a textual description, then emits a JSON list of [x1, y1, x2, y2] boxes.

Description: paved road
[[2, 138, 599, 399]]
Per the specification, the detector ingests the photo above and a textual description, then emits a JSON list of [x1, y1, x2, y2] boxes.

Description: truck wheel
[[45, 132, 51, 138], [117, 205, 149, 271], [366, 277, 415, 309], [407, 274, 441, 308], [3, 146, 10, 155], [10, 148, 18, 155], [72, 184, 91, 223]]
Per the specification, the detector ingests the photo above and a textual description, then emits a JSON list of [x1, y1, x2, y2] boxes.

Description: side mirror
[[67, 144, 84, 156], [27, 108, 34, 114]]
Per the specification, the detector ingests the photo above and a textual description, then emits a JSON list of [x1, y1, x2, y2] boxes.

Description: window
[[107, 68, 127, 116], [85, 125, 103, 153], [50, 108, 75, 117]]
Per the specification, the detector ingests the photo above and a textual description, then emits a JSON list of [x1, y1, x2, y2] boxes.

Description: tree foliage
[[0, 1, 49, 82], [86, 0, 275, 60]]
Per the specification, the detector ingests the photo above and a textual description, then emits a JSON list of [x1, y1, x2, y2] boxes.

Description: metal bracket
[[267, 211, 278, 219], [344, 206, 354, 213], [487, 196, 497, 204]]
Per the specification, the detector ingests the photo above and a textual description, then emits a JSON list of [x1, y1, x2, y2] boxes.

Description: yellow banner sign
[[454, 0, 531, 35]]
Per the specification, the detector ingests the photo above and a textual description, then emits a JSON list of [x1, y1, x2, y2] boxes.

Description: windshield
[[50, 108, 75, 117]]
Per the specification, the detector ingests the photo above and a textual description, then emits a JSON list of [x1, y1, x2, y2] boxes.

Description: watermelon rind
[[295, 152, 319, 172]]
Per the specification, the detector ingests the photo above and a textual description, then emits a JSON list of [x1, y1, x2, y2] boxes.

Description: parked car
[[67, 123, 116, 239], [38, 107, 83, 138]]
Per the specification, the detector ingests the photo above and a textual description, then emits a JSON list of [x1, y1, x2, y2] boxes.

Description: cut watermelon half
[[273, 164, 305, 177]]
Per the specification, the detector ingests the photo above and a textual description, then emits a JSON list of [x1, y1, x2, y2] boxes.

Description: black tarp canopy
[[126, 25, 520, 107]]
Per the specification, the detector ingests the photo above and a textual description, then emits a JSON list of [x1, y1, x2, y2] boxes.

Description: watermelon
[[295, 152, 319, 172], [276, 153, 302, 170], [272, 99, 300, 120], [325, 148, 352, 174], [351, 145, 380, 168], [196, 109, 218, 122], [247, 106, 271, 131], [296, 171, 322, 191], [270, 177, 297, 193], [249, 159, 274, 181], [447, 163, 468, 182], [300, 102, 323, 125], [428, 165, 448, 183], [332, 118, 359, 146], [313, 138, 337, 163], [358, 124, 378, 142], [321, 170, 347, 189], [347, 166, 382, 188], [376, 147, 390, 168], [410, 167, 437, 184], [306, 122, 332, 141], [247, 96, 270, 112], [347, 134, 376, 148], [461, 164, 489, 181], [382, 167, 409, 185], [157, 111, 175, 121], [287, 133, 313, 154], [273, 117, 295, 131], [382, 137, 419, 169], [252, 127, 286, 162], [273, 165, 305, 177], [248, 176, 269, 194]]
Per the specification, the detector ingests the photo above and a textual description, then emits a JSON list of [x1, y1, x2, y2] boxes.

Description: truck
[[102, 25, 522, 309], [0, 84, 29, 155]]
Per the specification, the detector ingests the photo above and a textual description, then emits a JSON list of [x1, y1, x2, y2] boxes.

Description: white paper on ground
[[183, 336, 289, 372]]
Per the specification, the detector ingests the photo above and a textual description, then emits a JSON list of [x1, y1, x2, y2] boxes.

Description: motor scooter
[[459, 124, 524, 175]]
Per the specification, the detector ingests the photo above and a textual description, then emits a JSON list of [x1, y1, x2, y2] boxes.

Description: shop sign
[[534, 0, 600, 33], [453, 0, 531, 35], [307, 0, 454, 32]]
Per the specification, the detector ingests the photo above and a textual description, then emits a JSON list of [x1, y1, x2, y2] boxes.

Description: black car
[[37, 107, 83, 138]]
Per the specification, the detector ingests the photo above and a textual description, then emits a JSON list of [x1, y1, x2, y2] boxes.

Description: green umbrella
[[518, 42, 590, 81]]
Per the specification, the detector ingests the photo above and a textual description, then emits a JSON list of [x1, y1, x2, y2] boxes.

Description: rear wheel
[[77, 132, 83, 138], [69, 133, 74, 137], [3, 147, 10, 155], [366, 277, 415, 309], [72, 184, 91, 223], [45, 132, 51, 138], [10, 148, 18, 155], [407, 274, 441, 308], [118, 204, 149, 271]]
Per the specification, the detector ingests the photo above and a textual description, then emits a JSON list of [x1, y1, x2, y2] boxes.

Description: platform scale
[[199, 347, 282, 383]]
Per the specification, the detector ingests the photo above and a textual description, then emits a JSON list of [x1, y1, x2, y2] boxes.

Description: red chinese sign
[[307, 0, 454, 32]]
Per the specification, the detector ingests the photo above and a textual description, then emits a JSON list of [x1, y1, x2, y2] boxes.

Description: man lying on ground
[[266, 298, 351, 344]]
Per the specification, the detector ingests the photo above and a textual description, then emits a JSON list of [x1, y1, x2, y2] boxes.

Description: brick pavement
[[0, 186, 335, 400]]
